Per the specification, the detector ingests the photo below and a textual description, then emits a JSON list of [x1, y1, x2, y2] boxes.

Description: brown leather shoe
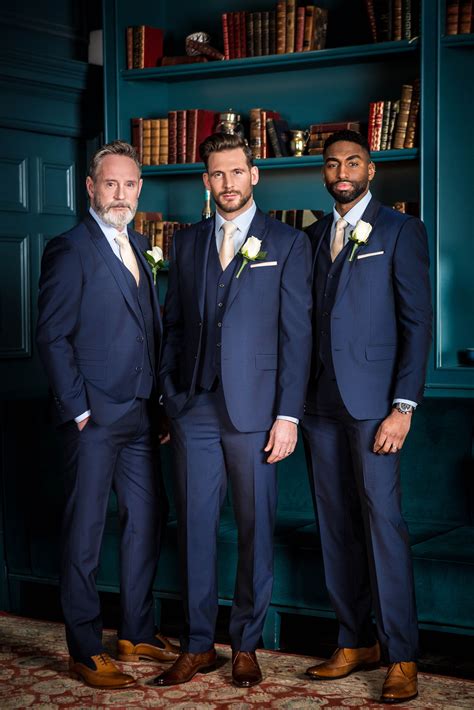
[[151, 649, 217, 686], [381, 662, 418, 704], [69, 653, 135, 689], [117, 632, 180, 662], [232, 651, 262, 687], [306, 642, 381, 680]]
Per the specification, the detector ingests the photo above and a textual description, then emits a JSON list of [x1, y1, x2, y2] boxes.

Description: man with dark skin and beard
[[153, 132, 312, 688], [301, 130, 432, 704], [36, 140, 179, 689]]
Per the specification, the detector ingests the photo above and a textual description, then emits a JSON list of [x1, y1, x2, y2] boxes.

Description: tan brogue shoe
[[151, 649, 217, 686], [69, 653, 135, 689], [381, 661, 418, 704], [117, 632, 180, 662], [232, 651, 263, 687], [306, 642, 381, 680]]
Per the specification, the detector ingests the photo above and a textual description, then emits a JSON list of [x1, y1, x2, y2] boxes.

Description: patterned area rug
[[0, 613, 473, 709]]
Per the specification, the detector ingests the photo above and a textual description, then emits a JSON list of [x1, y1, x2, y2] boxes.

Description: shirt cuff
[[74, 410, 91, 423], [277, 415, 299, 425], [392, 399, 417, 409]]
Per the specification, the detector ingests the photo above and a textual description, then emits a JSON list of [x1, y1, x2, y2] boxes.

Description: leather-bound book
[[365, 0, 378, 42], [402, 0, 412, 39], [303, 6, 316, 51], [186, 110, 218, 163], [134, 212, 163, 234], [313, 7, 329, 50], [240, 11, 247, 57], [295, 7, 305, 52], [222, 13, 230, 60], [150, 119, 160, 165], [372, 101, 384, 151], [375, 0, 392, 42], [159, 119, 169, 165], [161, 56, 208, 65], [276, 1, 287, 54], [246, 12, 254, 57], [142, 119, 152, 165], [286, 0, 296, 53], [262, 11, 270, 55], [168, 110, 178, 164], [176, 110, 187, 163], [126, 27, 133, 69], [404, 78, 420, 148], [392, 84, 413, 149], [386, 100, 400, 149], [392, 0, 402, 40], [459, 0, 473, 32], [249, 108, 263, 159], [380, 100, 392, 150], [269, 11, 276, 54], [254, 12, 262, 56], [133, 26, 164, 68]]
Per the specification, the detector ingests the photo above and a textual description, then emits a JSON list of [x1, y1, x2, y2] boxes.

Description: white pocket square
[[250, 261, 278, 268], [357, 250, 384, 260]]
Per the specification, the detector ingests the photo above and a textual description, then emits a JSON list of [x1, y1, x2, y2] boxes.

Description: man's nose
[[114, 183, 125, 199]]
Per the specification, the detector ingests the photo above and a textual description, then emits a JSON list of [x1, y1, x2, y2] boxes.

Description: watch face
[[397, 402, 413, 413]]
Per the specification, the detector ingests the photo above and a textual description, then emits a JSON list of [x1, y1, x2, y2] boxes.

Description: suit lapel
[[225, 208, 268, 314], [84, 214, 141, 323], [334, 198, 382, 305], [194, 217, 215, 318], [311, 215, 332, 277], [129, 230, 163, 336]]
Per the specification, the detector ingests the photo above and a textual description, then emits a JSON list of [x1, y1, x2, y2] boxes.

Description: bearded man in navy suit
[[302, 130, 432, 704], [36, 141, 179, 689], [153, 133, 312, 688]]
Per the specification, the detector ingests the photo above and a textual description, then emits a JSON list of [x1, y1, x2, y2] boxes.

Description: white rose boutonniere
[[236, 236, 267, 278], [144, 245, 165, 284], [348, 219, 373, 261]]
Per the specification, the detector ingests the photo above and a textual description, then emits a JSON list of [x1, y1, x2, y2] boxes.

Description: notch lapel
[[129, 230, 163, 337], [225, 208, 268, 314], [194, 218, 215, 318]]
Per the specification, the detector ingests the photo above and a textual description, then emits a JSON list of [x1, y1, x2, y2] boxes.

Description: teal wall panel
[[0, 234, 30, 358]]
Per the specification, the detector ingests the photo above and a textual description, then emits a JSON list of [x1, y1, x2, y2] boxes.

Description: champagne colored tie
[[331, 217, 348, 262], [115, 232, 140, 285], [219, 221, 237, 271]]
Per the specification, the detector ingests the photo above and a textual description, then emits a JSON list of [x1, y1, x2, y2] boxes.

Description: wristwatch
[[393, 402, 414, 415]]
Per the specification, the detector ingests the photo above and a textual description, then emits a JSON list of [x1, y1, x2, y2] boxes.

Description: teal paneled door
[[0, 127, 85, 398]]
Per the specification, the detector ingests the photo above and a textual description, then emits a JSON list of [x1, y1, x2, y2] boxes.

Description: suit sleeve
[[275, 230, 313, 419], [36, 237, 89, 421], [392, 217, 433, 403]]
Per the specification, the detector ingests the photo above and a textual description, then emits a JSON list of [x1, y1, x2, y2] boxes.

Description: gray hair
[[88, 140, 141, 181]]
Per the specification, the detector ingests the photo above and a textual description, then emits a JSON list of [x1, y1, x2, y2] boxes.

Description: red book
[[233, 12, 241, 59], [222, 13, 230, 60], [295, 7, 305, 52], [367, 102, 377, 148], [228, 11, 236, 59], [168, 110, 177, 164], [186, 110, 218, 163], [135, 26, 164, 68], [176, 110, 187, 163], [240, 11, 247, 57]]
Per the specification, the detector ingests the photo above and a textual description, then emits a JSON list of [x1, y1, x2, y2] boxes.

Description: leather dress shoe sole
[[151, 651, 217, 687], [306, 660, 381, 681], [381, 691, 419, 704], [233, 675, 262, 688], [152, 663, 216, 686]]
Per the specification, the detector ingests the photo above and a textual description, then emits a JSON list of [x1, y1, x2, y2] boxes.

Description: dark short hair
[[88, 140, 141, 181], [199, 132, 254, 170], [323, 130, 371, 158]]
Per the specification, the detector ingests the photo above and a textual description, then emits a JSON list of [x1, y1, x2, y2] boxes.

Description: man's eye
[[349, 162, 359, 168]]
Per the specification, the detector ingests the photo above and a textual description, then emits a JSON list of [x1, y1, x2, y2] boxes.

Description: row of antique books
[[134, 212, 191, 260], [367, 81, 420, 152], [446, 1, 474, 34], [365, 0, 420, 43], [222, 3, 328, 59]]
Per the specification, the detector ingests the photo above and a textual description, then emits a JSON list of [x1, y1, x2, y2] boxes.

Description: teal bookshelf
[[102, 0, 473, 397]]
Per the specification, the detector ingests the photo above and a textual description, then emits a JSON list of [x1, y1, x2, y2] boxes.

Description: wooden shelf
[[141, 149, 419, 176], [122, 39, 419, 83]]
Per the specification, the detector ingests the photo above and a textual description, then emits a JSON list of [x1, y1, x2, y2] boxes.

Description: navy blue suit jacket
[[36, 214, 162, 426], [159, 208, 313, 432], [306, 198, 432, 420]]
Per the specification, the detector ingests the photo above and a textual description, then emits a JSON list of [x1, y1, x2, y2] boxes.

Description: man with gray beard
[[36, 141, 179, 689]]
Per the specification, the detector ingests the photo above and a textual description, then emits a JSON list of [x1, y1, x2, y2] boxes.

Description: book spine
[[262, 11, 270, 55], [185, 109, 198, 164], [446, 1, 460, 35], [380, 99, 392, 150], [168, 111, 178, 164], [303, 6, 315, 51], [260, 110, 268, 158], [392, 84, 413, 149], [372, 101, 384, 151], [404, 79, 420, 148], [295, 7, 305, 52], [269, 11, 276, 55], [313, 8, 329, 50], [159, 119, 169, 165], [246, 12, 254, 57], [240, 11, 247, 57], [276, 1, 287, 54], [142, 118, 152, 165], [266, 118, 283, 157], [459, 0, 472, 32], [249, 107, 263, 159], [392, 0, 403, 40], [386, 100, 400, 149], [286, 0, 296, 53], [233, 12, 241, 59], [222, 13, 230, 60], [254, 12, 262, 57], [177, 110, 187, 163], [367, 102, 377, 149], [402, 0, 412, 39], [150, 119, 160, 165], [228, 11, 235, 59], [366, 1, 378, 42], [126, 27, 133, 70]]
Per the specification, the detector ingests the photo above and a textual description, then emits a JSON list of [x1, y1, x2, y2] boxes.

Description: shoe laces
[[96, 653, 110, 667]]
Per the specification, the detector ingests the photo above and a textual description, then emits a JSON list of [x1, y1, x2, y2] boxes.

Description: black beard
[[327, 181, 368, 205], [213, 190, 252, 214]]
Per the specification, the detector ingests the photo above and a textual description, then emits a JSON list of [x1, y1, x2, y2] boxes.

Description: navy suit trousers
[[170, 386, 278, 653], [302, 371, 418, 663], [60, 399, 162, 660]]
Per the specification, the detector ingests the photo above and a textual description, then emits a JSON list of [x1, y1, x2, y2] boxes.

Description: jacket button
[[219, 283, 225, 288], [198, 321, 202, 327], [135, 366, 143, 373], [216, 343, 221, 348], [218, 302, 223, 308], [217, 322, 222, 328], [136, 335, 144, 342]]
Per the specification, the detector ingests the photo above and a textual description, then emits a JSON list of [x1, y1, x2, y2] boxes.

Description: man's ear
[[203, 172, 210, 190], [250, 165, 259, 186], [368, 161, 376, 183]]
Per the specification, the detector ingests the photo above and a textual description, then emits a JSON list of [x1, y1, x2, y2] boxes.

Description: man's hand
[[264, 420, 298, 464], [373, 409, 412, 454], [76, 416, 90, 431]]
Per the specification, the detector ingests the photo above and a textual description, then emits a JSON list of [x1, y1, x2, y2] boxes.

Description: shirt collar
[[215, 200, 257, 237], [332, 190, 372, 229]]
